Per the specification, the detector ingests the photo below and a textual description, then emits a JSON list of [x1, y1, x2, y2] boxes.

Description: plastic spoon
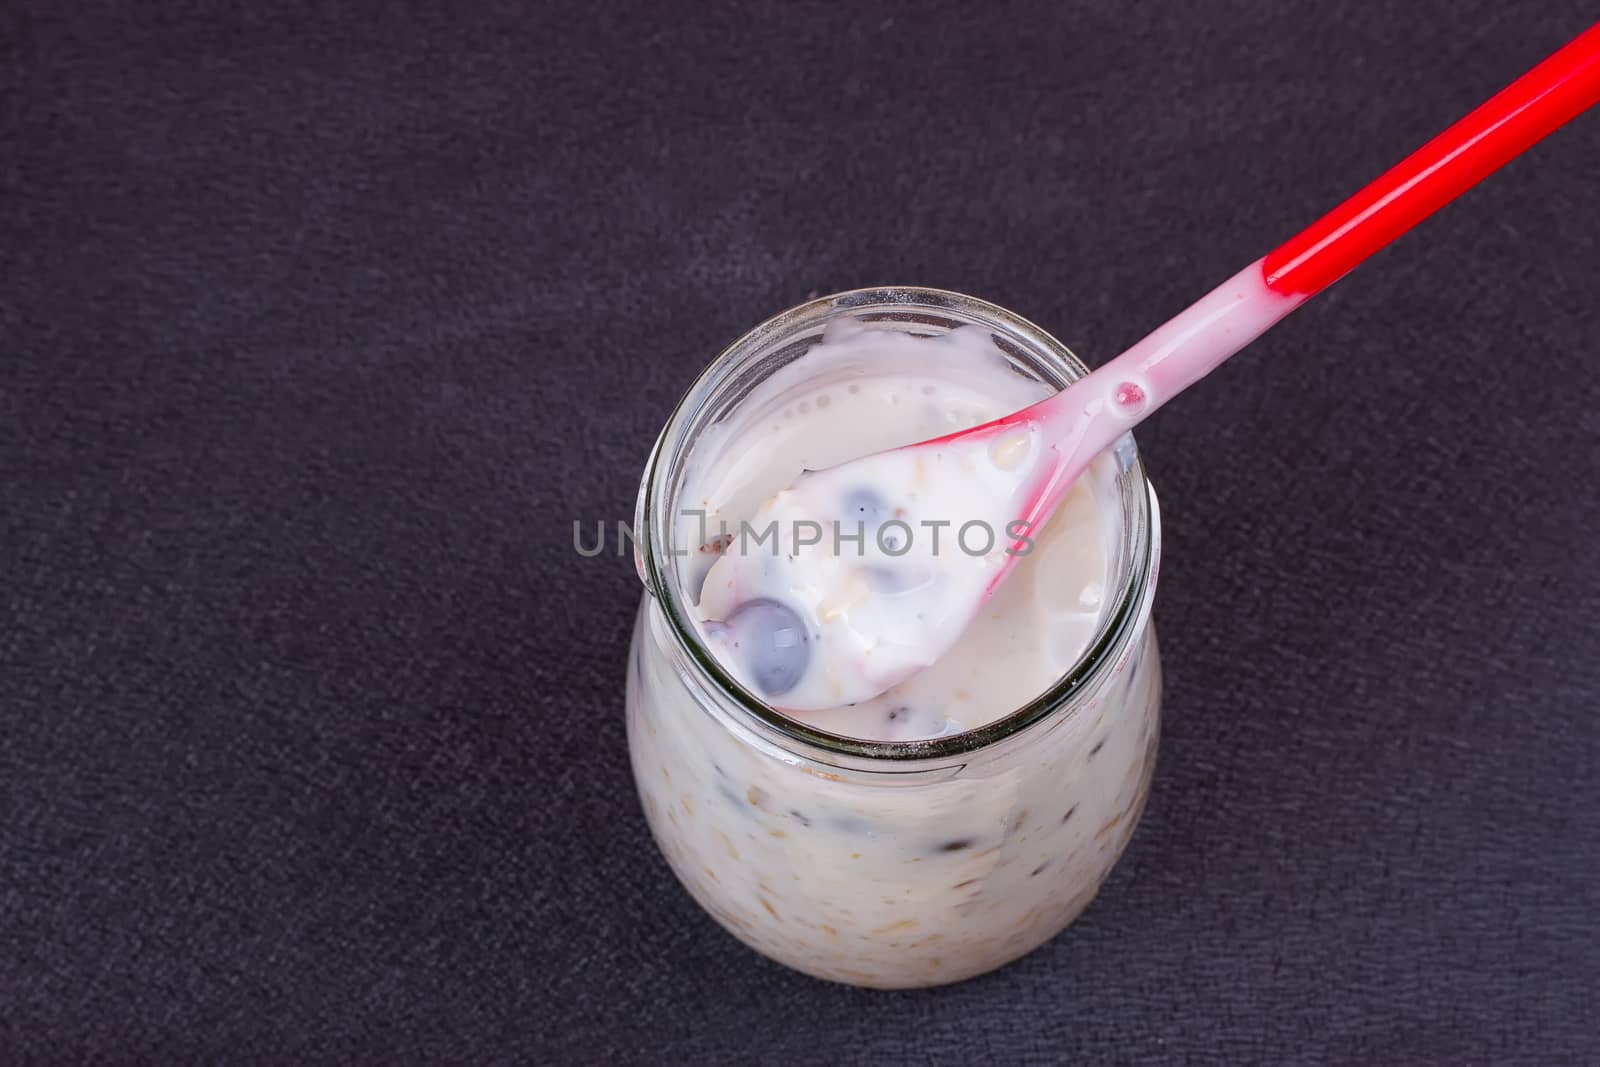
[[705, 22, 1600, 712]]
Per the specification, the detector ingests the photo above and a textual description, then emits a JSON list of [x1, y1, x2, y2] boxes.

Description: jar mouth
[[637, 287, 1159, 764]]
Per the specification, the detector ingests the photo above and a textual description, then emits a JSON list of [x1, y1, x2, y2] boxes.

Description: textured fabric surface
[[4, 2, 1598, 1063]]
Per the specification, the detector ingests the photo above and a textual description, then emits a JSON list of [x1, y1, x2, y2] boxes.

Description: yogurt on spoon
[[701, 260, 1302, 712]]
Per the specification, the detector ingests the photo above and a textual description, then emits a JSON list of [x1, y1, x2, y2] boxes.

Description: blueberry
[[724, 597, 810, 697]]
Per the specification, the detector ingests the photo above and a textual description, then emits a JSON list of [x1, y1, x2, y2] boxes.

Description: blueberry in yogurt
[[717, 597, 811, 697]]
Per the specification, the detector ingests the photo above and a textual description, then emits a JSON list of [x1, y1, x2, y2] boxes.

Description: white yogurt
[[681, 322, 1118, 740]]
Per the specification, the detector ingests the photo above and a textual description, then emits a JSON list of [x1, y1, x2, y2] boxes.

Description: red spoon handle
[[1264, 22, 1600, 297]]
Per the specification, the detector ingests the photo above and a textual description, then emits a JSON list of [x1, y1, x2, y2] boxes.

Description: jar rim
[[637, 286, 1160, 765]]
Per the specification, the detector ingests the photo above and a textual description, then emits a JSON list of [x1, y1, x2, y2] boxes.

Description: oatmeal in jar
[[627, 289, 1161, 988]]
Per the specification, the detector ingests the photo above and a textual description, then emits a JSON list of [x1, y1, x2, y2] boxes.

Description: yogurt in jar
[[627, 294, 1162, 987]]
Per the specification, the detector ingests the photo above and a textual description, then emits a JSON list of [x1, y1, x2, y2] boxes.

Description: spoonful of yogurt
[[701, 24, 1600, 711]]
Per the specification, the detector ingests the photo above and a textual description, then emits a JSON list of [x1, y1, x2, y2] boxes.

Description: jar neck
[[637, 287, 1160, 771]]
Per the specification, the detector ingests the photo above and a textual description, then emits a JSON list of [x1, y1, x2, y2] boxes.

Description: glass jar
[[627, 288, 1162, 989]]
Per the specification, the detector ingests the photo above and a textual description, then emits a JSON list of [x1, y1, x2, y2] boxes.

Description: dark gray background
[[4, 1, 1597, 1063]]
